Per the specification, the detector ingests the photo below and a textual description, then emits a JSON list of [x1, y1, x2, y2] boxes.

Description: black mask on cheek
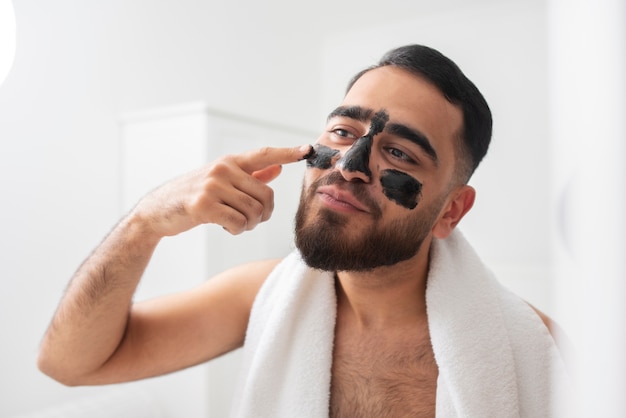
[[380, 169, 423, 210], [305, 145, 340, 169]]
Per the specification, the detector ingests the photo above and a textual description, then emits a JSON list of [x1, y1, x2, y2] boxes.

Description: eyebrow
[[327, 105, 373, 122], [327, 105, 439, 165], [385, 122, 439, 165]]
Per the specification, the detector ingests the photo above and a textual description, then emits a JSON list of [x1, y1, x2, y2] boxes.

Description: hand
[[132, 145, 311, 237]]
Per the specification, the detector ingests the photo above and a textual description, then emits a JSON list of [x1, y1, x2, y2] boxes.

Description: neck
[[335, 236, 432, 330]]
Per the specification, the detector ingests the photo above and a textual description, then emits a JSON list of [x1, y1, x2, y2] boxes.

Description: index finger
[[235, 145, 313, 174]]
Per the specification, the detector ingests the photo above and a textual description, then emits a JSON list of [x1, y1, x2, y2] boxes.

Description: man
[[38, 45, 566, 417]]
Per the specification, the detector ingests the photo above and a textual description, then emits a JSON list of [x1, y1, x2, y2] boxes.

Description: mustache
[[308, 171, 382, 218]]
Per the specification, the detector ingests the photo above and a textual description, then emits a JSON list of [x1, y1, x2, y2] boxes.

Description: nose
[[336, 135, 373, 183]]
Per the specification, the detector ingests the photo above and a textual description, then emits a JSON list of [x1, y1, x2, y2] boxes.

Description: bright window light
[[0, 0, 16, 87]]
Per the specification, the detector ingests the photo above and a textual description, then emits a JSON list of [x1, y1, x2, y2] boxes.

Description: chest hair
[[329, 327, 438, 418]]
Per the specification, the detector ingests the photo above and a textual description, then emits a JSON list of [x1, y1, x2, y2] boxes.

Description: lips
[[315, 185, 370, 213]]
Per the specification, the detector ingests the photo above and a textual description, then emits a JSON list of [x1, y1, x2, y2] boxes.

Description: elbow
[[37, 347, 84, 387]]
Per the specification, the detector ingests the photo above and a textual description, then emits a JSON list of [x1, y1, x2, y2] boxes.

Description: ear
[[432, 185, 475, 239]]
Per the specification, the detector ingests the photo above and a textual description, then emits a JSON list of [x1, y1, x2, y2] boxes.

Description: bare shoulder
[[160, 257, 284, 335], [526, 302, 554, 335], [525, 302, 571, 354], [134, 257, 283, 324], [197, 258, 283, 306]]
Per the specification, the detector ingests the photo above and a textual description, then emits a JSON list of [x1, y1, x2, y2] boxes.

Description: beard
[[294, 171, 445, 272]]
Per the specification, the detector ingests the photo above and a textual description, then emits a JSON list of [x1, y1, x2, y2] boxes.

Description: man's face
[[295, 66, 463, 272]]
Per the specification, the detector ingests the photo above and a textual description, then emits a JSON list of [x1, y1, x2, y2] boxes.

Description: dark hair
[[348, 45, 492, 183]]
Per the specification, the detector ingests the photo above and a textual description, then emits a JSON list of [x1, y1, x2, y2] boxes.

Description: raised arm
[[37, 145, 310, 386]]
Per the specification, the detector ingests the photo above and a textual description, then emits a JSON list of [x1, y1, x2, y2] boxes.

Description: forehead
[[341, 66, 463, 164]]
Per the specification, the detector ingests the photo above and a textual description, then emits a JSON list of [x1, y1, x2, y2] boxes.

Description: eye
[[327, 127, 359, 145], [385, 146, 416, 164], [330, 128, 357, 139]]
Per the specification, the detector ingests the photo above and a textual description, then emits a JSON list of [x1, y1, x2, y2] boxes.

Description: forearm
[[37, 145, 309, 385], [38, 212, 161, 385]]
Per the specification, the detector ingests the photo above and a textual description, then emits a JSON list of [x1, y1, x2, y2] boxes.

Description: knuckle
[[247, 198, 264, 216], [263, 187, 274, 202], [201, 176, 220, 194], [206, 160, 230, 177], [261, 205, 274, 222], [259, 188, 274, 220], [257, 146, 274, 158], [255, 186, 274, 205], [226, 213, 247, 235]]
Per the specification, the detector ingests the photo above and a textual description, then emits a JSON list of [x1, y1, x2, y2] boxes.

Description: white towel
[[231, 229, 569, 417], [427, 230, 569, 417], [231, 252, 337, 418]]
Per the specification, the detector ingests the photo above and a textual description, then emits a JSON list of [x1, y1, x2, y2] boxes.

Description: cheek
[[379, 169, 423, 210]]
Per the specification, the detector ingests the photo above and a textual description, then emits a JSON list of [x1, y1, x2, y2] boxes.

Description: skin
[[37, 66, 557, 416]]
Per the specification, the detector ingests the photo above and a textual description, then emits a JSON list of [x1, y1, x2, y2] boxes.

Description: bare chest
[[329, 330, 438, 418]]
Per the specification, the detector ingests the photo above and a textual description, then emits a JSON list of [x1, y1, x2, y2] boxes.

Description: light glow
[[0, 0, 16, 87]]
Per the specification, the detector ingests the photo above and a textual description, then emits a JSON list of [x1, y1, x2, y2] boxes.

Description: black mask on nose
[[337, 109, 389, 181]]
